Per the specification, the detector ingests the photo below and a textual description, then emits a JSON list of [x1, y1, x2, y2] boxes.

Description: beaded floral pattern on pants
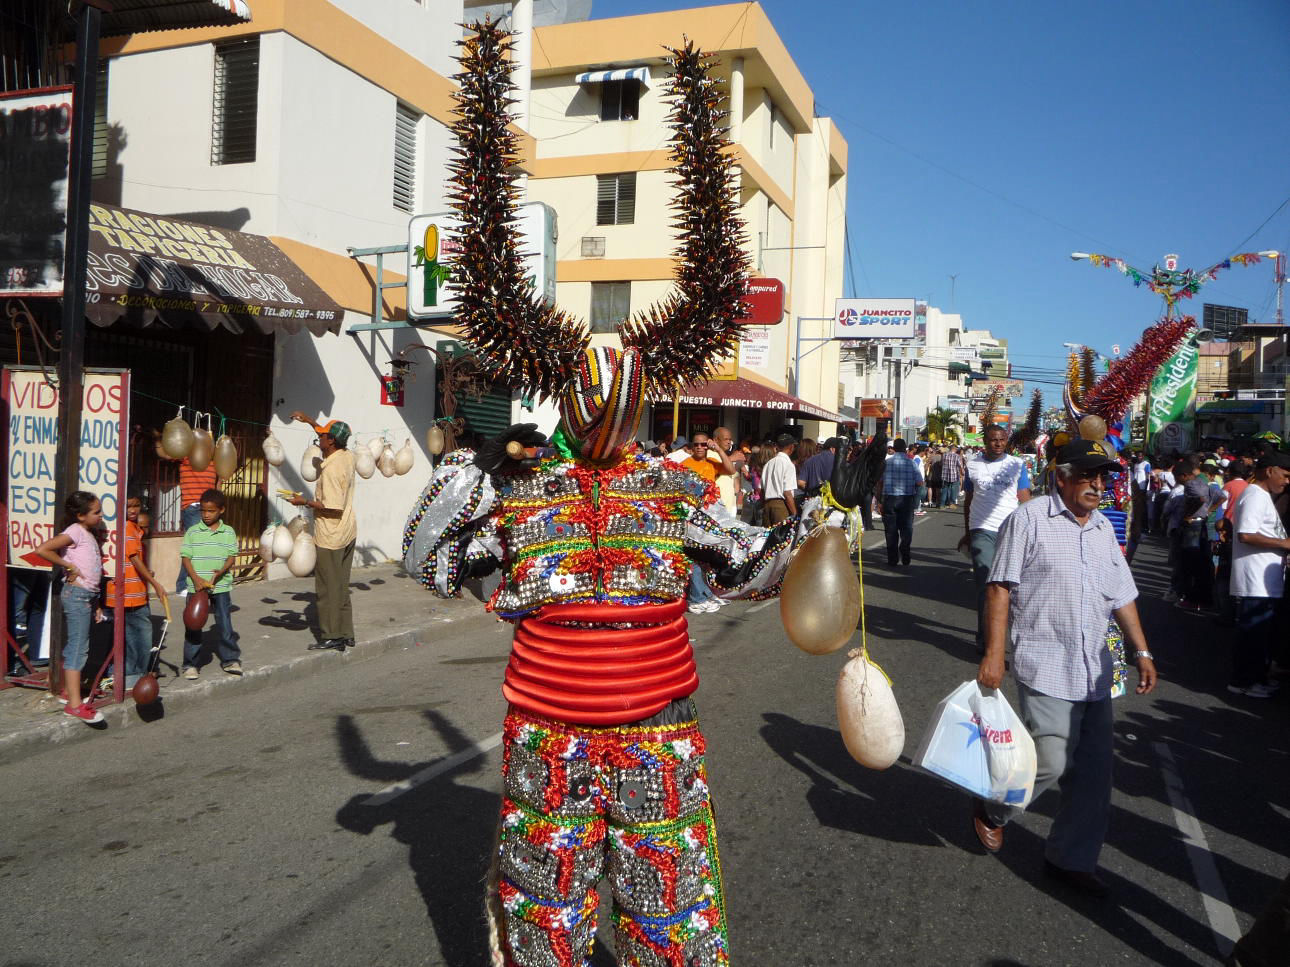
[[497, 710, 730, 967]]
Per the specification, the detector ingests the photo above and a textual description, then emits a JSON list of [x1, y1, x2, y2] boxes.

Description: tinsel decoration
[[617, 41, 751, 393], [1009, 389, 1043, 450], [1079, 347, 1098, 401], [446, 20, 589, 400], [1080, 316, 1195, 422], [981, 387, 1003, 429], [1065, 353, 1082, 406], [446, 22, 749, 400]]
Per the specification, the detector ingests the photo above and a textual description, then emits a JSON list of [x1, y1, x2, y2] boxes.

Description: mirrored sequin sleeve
[[403, 451, 502, 597], [684, 495, 839, 599]]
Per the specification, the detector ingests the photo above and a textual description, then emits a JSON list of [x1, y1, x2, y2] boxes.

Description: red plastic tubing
[[502, 599, 699, 725]]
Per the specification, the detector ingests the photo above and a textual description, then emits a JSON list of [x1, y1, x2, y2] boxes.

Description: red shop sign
[[738, 277, 785, 326]]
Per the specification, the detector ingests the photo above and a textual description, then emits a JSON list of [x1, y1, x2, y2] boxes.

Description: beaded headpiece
[[559, 347, 646, 461]]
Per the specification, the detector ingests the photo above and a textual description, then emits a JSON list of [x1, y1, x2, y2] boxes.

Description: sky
[[585, 0, 1290, 402]]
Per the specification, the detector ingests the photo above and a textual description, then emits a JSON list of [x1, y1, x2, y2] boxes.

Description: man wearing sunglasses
[[973, 438, 1157, 899]]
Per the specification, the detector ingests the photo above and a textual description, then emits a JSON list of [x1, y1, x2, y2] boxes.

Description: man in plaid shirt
[[876, 438, 924, 566], [973, 439, 1157, 898], [939, 446, 964, 507]]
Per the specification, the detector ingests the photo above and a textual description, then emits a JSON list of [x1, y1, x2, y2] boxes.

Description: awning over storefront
[[576, 67, 651, 87], [653, 377, 849, 424], [1197, 399, 1266, 415], [64, 0, 252, 37], [84, 204, 344, 336]]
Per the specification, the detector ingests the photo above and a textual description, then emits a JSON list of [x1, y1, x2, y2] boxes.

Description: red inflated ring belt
[[502, 599, 698, 724]]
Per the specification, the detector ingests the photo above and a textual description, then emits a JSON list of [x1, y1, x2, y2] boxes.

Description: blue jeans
[[1233, 596, 1277, 688], [59, 585, 96, 672], [11, 569, 50, 659], [121, 605, 153, 685], [939, 481, 961, 506], [880, 494, 916, 564], [183, 591, 240, 668], [688, 563, 718, 604], [968, 528, 999, 648], [175, 503, 203, 592]]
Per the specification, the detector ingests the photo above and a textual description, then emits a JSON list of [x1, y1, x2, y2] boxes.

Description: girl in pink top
[[34, 491, 106, 725]]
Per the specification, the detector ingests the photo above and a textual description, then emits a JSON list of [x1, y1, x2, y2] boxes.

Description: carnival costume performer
[[402, 22, 881, 967], [1061, 321, 1195, 699]]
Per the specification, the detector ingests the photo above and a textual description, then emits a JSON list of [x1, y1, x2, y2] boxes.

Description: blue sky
[[587, 0, 1290, 399]]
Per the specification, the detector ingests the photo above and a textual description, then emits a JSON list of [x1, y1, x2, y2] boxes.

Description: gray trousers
[[985, 682, 1114, 873], [315, 540, 355, 640], [968, 528, 998, 648]]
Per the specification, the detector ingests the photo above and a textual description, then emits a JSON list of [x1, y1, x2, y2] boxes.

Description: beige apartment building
[[528, 2, 851, 443]]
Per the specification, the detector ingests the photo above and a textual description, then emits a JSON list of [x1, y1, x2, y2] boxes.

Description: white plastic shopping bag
[[912, 681, 1037, 808]]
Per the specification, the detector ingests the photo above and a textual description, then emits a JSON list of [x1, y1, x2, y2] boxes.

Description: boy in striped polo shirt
[[180, 489, 242, 678]]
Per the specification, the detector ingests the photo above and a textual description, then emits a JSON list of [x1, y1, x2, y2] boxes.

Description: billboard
[[0, 88, 73, 296], [408, 202, 556, 319], [833, 298, 917, 340], [968, 379, 1025, 399], [1149, 332, 1200, 452]]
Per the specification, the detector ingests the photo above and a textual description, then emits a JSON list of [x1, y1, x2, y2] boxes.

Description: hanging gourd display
[[836, 649, 905, 770], [779, 525, 861, 654], [161, 409, 195, 459], [301, 443, 322, 482], [259, 524, 277, 563], [354, 446, 375, 479], [262, 431, 286, 467], [287, 532, 317, 577], [272, 523, 294, 559], [367, 435, 385, 460], [426, 424, 445, 456], [287, 514, 308, 539], [394, 438, 415, 475], [378, 443, 397, 478], [189, 421, 215, 472], [213, 434, 239, 479]]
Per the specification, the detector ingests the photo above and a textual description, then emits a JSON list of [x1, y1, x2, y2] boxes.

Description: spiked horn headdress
[[447, 21, 750, 419]]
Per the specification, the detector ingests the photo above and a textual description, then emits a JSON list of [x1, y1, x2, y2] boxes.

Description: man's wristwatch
[[1133, 651, 1155, 662]]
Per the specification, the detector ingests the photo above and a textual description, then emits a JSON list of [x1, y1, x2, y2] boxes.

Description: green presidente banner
[[1148, 332, 1200, 452]]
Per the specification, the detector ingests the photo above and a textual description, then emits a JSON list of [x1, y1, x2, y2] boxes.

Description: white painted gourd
[[367, 436, 385, 460], [378, 444, 397, 478], [301, 443, 322, 482], [161, 417, 194, 459], [394, 438, 415, 475], [287, 514, 308, 539], [213, 434, 239, 479], [836, 648, 905, 770], [426, 424, 444, 456], [189, 429, 214, 471], [259, 524, 277, 563], [354, 447, 375, 479], [272, 523, 294, 560], [262, 431, 286, 467], [287, 532, 316, 577]]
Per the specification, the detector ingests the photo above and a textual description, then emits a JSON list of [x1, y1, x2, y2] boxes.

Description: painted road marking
[[1153, 741, 1242, 957], [748, 599, 776, 614], [363, 731, 504, 807]]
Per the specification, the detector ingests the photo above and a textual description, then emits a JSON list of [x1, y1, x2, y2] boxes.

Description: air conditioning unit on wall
[[581, 236, 606, 258]]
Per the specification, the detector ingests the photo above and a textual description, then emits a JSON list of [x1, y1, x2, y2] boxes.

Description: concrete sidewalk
[[0, 563, 486, 765]]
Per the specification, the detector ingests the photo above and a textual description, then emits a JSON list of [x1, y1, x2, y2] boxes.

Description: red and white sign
[[738, 278, 785, 325], [5, 368, 130, 573]]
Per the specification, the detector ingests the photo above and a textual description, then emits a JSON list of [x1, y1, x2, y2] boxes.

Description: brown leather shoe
[[973, 800, 1003, 853], [1043, 860, 1110, 898]]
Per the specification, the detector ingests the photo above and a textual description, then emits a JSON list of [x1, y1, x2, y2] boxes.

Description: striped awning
[[575, 67, 650, 88]]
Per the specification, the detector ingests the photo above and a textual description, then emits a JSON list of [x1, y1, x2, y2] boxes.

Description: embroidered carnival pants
[[496, 707, 730, 967]]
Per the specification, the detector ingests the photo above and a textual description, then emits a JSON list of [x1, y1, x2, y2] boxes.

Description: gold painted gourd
[[780, 526, 860, 654]]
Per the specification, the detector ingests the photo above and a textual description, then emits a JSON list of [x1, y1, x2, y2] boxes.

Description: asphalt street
[[2, 510, 1286, 966]]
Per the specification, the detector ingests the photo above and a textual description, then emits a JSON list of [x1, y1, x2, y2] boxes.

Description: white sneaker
[[712, 597, 729, 608], [1227, 683, 1275, 699], [687, 602, 709, 615]]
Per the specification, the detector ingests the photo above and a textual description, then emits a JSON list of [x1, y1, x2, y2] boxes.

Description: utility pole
[[948, 274, 958, 313]]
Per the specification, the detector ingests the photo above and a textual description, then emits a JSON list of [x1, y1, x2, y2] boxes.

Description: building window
[[590, 281, 630, 333], [600, 79, 640, 121], [393, 102, 419, 213], [596, 172, 636, 225], [91, 61, 108, 179], [211, 37, 259, 165]]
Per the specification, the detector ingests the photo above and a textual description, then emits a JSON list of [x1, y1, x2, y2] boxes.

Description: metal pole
[[51, 2, 102, 693], [792, 315, 802, 398]]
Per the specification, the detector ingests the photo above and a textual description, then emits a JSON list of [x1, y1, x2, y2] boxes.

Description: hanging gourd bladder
[[836, 649, 905, 770], [367, 435, 385, 460], [287, 514, 308, 539], [213, 434, 239, 479], [161, 407, 194, 459], [189, 414, 214, 472], [287, 532, 317, 577], [354, 446, 375, 479], [394, 438, 415, 475], [260, 524, 277, 563], [262, 430, 286, 467], [301, 443, 322, 482], [426, 423, 445, 456], [378, 443, 397, 478], [780, 525, 861, 655], [272, 523, 294, 559]]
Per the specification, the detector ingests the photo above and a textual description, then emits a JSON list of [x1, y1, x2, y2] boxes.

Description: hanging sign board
[[0, 87, 73, 296], [737, 278, 785, 325], [738, 326, 771, 368], [833, 298, 917, 340], [4, 368, 130, 574], [408, 202, 557, 319]]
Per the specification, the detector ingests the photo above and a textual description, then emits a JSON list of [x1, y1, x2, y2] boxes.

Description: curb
[[0, 605, 476, 767]]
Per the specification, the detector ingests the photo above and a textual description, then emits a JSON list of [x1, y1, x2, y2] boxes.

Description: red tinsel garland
[[1080, 316, 1196, 421]]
